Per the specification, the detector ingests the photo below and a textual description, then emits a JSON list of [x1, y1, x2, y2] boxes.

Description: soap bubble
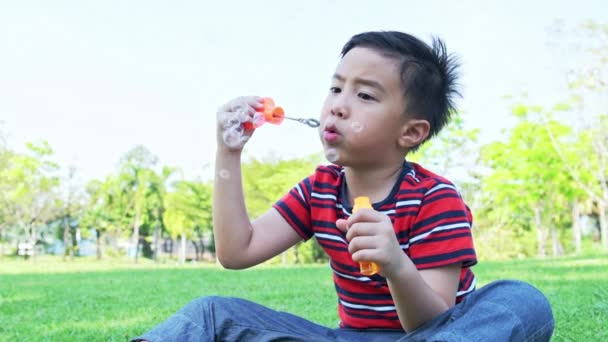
[[218, 169, 231, 179], [325, 148, 340, 163], [252, 113, 265, 127], [222, 129, 243, 148], [351, 122, 363, 133]]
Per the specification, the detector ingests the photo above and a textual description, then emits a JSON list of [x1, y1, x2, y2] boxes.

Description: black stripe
[[411, 248, 477, 265], [341, 306, 399, 320], [311, 202, 339, 209], [424, 192, 462, 205], [397, 188, 427, 195], [289, 188, 308, 209], [275, 201, 311, 238], [411, 210, 469, 233], [317, 240, 348, 253], [335, 284, 392, 301], [419, 231, 472, 244]]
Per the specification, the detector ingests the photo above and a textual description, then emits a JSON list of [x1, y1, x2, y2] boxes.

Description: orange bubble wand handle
[[242, 97, 284, 131], [242, 97, 319, 130], [352, 196, 380, 276]]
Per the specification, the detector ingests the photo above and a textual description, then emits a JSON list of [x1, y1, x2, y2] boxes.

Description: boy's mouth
[[323, 124, 341, 143]]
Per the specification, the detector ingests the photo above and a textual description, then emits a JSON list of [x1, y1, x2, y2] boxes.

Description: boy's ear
[[398, 119, 430, 149]]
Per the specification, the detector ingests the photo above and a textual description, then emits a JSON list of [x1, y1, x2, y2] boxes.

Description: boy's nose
[[330, 108, 345, 118]]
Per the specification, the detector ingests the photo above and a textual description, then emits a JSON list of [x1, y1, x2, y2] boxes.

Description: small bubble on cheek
[[351, 122, 363, 133]]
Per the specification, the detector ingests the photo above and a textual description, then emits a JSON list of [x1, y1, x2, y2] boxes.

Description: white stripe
[[410, 222, 471, 244], [457, 277, 476, 297], [296, 184, 305, 202], [407, 170, 420, 183], [341, 206, 350, 216], [311, 192, 337, 201], [340, 299, 395, 312], [425, 183, 456, 196], [314, 233, 346, 243], [400, 243, 410, 250], [332, 269, 372, 282], [396, 199, 421, 207], [378, 209, 394, 215]]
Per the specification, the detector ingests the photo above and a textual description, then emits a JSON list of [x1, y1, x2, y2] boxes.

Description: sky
[[1, 0, 607, 185]]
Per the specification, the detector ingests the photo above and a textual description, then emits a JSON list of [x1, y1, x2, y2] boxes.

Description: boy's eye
[[330, 87, 341, 94], [358, 92, 376, 101]]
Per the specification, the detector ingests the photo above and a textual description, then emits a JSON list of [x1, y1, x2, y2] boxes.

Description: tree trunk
[[75, 226, 81, 257], [599, 201, 608, 252], [63, 217, 72, 261], [170, 238, 175, 259], [551, 227, 564, 256], [199, 235, 205, 261], [96, 229, 102, 260], [293, 243, 300, 264], [153, 224, 160, 262], [179, 234, 186, 264], [191, 240, 200, 261], [535, 207, 546, 257], [132, 210, 141, 263], [572, 202, 582, 255]]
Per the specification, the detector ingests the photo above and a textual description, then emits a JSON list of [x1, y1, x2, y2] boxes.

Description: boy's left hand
[[336, 209, 406, 279]]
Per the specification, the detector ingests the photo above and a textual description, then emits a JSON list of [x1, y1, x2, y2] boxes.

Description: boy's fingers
[[345, 222, 377, 241], [335, 219, 349, 233], [219, 96, 263, 112], [348, 236, 376, 255]]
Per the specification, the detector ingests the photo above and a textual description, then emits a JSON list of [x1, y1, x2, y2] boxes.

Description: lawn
[[0, 255, 606, 341]]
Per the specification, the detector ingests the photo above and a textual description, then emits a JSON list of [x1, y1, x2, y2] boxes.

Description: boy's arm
[[213, 97, 302, 269], [338, 211, 460, 332], [338, 183, 474, 332], [386, 256, 461, 332]]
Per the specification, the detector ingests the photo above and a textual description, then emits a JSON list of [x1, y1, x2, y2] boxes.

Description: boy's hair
[[341, 31, 461, 147]]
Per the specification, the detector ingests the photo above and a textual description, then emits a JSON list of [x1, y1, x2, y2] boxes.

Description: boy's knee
[[182, 296, 247, 315], [490, 280, 551, 309], [181, 296, 225, 315], [482, 280, 554, 336]]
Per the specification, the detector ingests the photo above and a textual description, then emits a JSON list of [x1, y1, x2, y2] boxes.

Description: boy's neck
[[343, 161, 404, 205]]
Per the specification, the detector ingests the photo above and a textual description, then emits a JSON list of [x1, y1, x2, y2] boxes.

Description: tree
[[163, 180, 212, 264], [537, 21, 608, 252], [480, 111, 579, 257], [118, 146, 160, 262], [241, 154, 326, 264], [409, 112, 480, 183], [0, 141, 60, 259], [81, 175, 125, 260]]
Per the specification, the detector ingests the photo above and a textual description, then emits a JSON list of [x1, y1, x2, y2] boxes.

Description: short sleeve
[[272, 174, 314, 240], [408, 182, 477, 270]]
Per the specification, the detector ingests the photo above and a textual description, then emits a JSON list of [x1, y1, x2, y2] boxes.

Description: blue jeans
[[133, 280, 554, 341]]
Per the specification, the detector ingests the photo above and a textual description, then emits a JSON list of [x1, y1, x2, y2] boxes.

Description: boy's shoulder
[[405, 161, 460, 192], [311, 164, 343, 180]]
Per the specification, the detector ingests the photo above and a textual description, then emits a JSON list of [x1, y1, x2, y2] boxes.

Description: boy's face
[[319, 47, 408, 167]]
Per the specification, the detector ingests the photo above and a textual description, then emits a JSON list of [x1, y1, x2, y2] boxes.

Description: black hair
[[341, 31, 461, 146]]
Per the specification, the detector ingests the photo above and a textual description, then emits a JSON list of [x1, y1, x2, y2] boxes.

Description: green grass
[[1, 255, 607, 341]]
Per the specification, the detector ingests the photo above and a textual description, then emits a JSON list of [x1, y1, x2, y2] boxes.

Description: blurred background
[[1, 0, 607, 264]]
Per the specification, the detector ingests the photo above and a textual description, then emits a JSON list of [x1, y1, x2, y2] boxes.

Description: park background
[[1, 1, 607, 341]]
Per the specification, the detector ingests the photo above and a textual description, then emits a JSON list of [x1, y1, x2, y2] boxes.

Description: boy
[[134, 31, 554, 341]]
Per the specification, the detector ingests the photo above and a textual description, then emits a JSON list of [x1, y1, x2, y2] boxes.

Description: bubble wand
[[353, 196, 380, 276], [242, 97, 319, 130]]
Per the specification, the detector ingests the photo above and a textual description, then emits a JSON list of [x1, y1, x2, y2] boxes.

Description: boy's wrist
[[216, 145, 243, 157], [383, 253, 415, 281]]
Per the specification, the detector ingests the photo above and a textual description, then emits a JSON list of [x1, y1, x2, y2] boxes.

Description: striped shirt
[[273, 161, 477, 329]]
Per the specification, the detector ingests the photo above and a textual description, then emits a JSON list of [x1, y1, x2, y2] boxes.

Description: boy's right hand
[[216, 96, 265, 152]]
